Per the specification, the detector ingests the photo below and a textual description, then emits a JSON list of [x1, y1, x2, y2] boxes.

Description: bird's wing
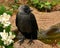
[[16, 13, 19, 27], [30, 13, 38, 31]]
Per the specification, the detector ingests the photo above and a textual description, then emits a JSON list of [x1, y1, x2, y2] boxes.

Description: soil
[[31, 7, 60, 30], [14, 40, 53, 48]]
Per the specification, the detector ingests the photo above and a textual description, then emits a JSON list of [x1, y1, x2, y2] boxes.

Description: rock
[[14, 40, 52, 48]]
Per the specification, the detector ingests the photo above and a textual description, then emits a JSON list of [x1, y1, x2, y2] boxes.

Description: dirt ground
[[31, 7, 60, 30], [10, 7, 60, 48], [13, 40, 54, 48]]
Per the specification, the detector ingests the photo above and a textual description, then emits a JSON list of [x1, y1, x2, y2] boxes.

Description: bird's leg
[[28, 34, 34, 45], [28, 39, 34, 45], [16, 32, 25, 45], [19, 35, 25, 45]]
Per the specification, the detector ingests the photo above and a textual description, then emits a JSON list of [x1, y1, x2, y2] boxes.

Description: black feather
[[16, 5, 38, 44]]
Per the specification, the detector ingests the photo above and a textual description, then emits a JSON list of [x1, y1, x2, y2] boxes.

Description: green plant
[[29, 0, 57, 12], [0, 5, 6, 15], [11, 4, 19, 10], [14, 0, 19, 3], [0, 13, 16, 48], [6, 9, 13, 16], [0, 5, 13, 15]]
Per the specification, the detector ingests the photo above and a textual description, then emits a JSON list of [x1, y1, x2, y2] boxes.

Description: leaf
[[31, 0, 39, 4], [5, 43, 13, 48], [0, 39, 4, 46], [0, 23, 4, 32], [5, 46, 13, 48], [0, 5, 6, 15], [47, 6, 52, 9], [5, 25, 11, 32], [45, 1, 51, 6], [45, 5, 52, 9], [40, 4, 44, 8], [11, 4, 19, 10], [14, 0, 19, 3], [51, 1, 57, 6], [5, 10, 13, 16]]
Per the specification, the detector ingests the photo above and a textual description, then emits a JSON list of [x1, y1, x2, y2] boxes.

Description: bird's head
[[18, 5, 32, 13]]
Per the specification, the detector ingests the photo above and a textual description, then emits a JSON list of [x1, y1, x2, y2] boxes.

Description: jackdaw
[[16, 5, 38, 44]]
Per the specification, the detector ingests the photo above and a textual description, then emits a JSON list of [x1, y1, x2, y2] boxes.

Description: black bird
[[16, 5, 38, 44]]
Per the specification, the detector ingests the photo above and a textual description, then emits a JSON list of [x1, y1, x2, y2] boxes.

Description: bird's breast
[[17, 14, 32, 33]]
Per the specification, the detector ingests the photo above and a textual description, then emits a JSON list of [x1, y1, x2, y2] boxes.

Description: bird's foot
[[19, 38, 24, 45], [27, 39, 34, 45], [19, 37, 25, 45]]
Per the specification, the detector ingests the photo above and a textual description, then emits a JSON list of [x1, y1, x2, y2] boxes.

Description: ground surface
[[32, 8, 60, 30], [10, 7, 60, 48], [14, 40, 53, 48]]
